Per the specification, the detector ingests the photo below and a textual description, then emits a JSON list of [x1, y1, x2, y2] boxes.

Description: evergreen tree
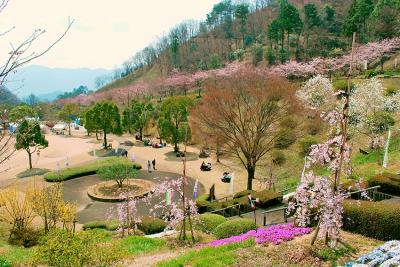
[[15, 120, 48, 169]]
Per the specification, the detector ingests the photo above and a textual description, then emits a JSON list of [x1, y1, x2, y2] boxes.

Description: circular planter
[[87, 179, 155, 202]]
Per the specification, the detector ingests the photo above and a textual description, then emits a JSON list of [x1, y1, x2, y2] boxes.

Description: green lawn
[[44, 157, 141, 182], [0, 241, 32, 266], [157, 239, 254, 267], [118, 236, 166, 256], [17, 168, 50, 178]]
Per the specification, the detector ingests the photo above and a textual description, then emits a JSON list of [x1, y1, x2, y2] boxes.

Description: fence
[[349, 185, 392, 201], [210, 203, 254, 217], [261, 206, 289, 226]]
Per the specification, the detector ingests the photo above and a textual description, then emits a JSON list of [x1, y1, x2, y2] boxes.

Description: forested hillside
[[59, 0, 400, 105]]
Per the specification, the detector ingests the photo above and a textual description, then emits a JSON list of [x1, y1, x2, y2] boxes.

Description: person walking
[[147, 160, 153, 173], [152, 158, 156, 170]]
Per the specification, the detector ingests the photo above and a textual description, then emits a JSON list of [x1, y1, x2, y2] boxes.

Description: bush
[[299, 137, 318, 156], [271, 151, 286, 166], [8, 228, 41, 248], [83, 220, 119, 231], [31, 229, 121, 267], [369, 173, 400, 196], [343, 200, 400, 240], [0, 258, 11, 267], [252, 44, 263, 66], [274, 129, 297, 149], [233, 190, 282, 209], [194, 213, 227, 234], [138, 216, 167, 235], [364, 69, 377, 78], [196, 194, 211, 213], [214, 218, 256, 239], [44, 157, 141, 182]]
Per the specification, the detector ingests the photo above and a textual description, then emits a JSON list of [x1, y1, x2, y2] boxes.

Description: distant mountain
[[0, 86, 20, 105], [7, 65, 111, 101]]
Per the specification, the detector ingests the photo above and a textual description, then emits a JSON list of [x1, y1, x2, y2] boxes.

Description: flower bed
[[343, 240, 400, 267], [203, 223, 312, 247]]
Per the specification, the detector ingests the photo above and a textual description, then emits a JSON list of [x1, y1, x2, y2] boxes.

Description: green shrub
[[83, 220, 120, 231], [31, 229, 121, 267], [369, 173, 400, 196], [343, 200, 400, 240], [0, 258, 11, 267], [8, 228, 42, 248], [214, 218, 256, 239], [233, 190, 282, 209], [196, 194, 212, 213], [271, 151, 286, 166], [138, 216, 167, 235], [194, 213, 227, 234], [299, 137, 318, 156], [274, 129, 297, 149], [44, 157, 141, 182], [364, 69, 377, 78]]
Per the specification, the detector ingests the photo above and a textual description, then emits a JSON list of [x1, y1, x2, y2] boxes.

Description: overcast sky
[[0, 0, 220, 70]]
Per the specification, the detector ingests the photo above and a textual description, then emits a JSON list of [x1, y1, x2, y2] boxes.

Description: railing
[[261, 206, 289, 226], [210, 203, 253, 218], [349, 185, 393, 201]]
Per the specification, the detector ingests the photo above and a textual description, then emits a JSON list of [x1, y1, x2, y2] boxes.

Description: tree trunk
[[95, 129, 99, 140], [174, 142, 179, 152], [139, 128, 143, 141], [246, 164, 255, 190], [68, 123, 71, 136], [27, 151, 32, 169], [103, 130, 107, 148]]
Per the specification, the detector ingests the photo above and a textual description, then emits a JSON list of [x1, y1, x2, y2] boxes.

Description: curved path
[[62, 170, 205, 223]]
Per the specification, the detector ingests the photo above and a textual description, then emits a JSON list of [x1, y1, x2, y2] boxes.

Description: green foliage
[[158, 239, 254, 267], [89, 101, 122, 147], [364, 69, 377, 78], [57, 85, 90, 100], [369, 173, 400, 196], [233, 189, 282, 209], [138, 216, 167, 235], [58, 103, 79, 135], [274, 129, 297, 149], [0, 258, 11, 267], [235, 49, 245, 61], [343, 200, 400, 240], [195, 194, 212, 213], [265, 48, 276, 65], [82, 220, 120, 231], [31, 229, 122, 267], [214, 218, 256, 239], [304, 3, 321, 29], [194, 213, 227, 234], [271, 151, 286, 166], [97, 162, 138, 187], [44, 157, 141, 182], [8, 228, 42, 248], [9, 105, 36, 123], [122, 100, 154, 139], [314, 245, 356, 266], [251, 44, 263, 66], [119, 236, 165, 256], [158, 96, 193, 152], [298, 137, 318, 156], [15, 120, 48, 169], [209, 54, 221, 69], [16, 168, 50, 178]]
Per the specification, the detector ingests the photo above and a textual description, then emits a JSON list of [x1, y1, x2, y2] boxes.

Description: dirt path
[[127, 251, 180, 267]]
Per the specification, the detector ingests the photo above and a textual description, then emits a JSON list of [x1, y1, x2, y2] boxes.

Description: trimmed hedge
[[138, 216, 167, 235], [194, 213, 227, 234], [343, 200, 400, 241], [214, 218, 256, 239], [369, 173, 400, 196], [83, 220, 120, 231], [44, 157, 141, 182], [234, 190, 282, 209], [196, 190, 282, 214]]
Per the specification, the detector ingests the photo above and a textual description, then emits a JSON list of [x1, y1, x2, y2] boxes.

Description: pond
[[62, 170, 205, 223]]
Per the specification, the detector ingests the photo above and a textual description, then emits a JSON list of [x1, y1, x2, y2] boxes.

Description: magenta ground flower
[[204, 223, 312, 247]]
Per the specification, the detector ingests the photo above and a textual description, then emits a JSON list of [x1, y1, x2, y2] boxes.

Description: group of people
[[200, 161, 212, 171]]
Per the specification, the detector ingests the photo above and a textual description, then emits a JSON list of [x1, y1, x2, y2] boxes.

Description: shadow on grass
[[17, 168, 50, 178], [164, 151, 199, 162]]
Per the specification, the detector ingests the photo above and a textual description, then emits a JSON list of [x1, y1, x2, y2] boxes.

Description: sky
[[0, 0, 220, 70]]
